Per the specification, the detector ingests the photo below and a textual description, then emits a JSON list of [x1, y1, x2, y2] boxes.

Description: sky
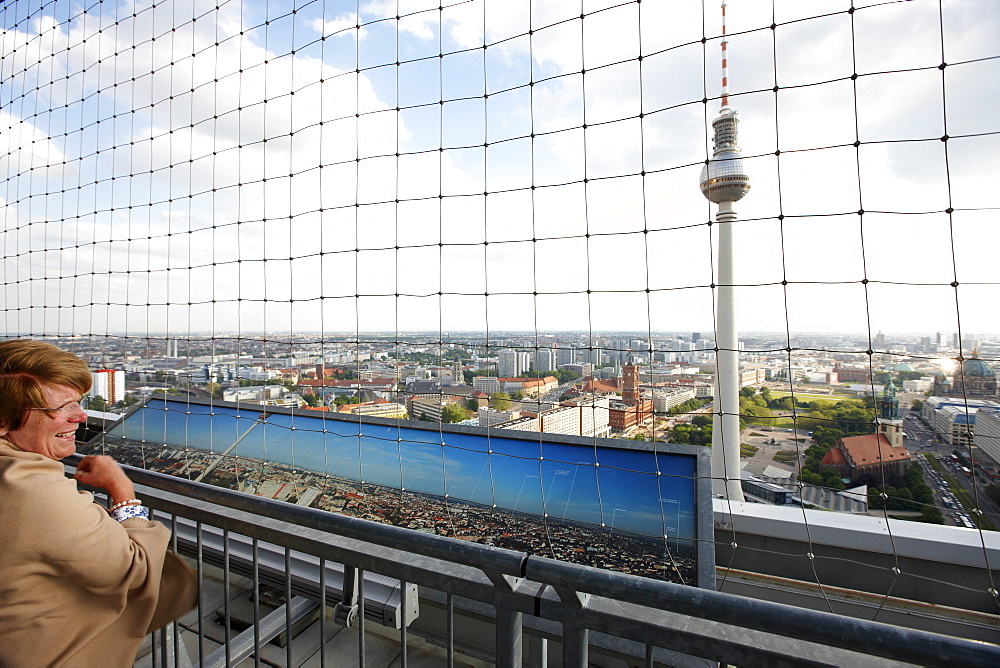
[[2, 0, 999, 339]]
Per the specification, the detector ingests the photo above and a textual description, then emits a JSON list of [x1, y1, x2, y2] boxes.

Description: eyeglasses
[[28, 400, 85, 414]]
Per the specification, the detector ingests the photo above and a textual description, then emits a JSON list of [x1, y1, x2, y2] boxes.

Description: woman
[[0, 339, 197, 666]]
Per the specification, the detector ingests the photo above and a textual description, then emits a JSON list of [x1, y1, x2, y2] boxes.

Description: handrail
[[67, 455, 1000, 667]]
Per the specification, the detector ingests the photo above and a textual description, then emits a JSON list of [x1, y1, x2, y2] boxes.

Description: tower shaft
[[700, 1, 750, 502]]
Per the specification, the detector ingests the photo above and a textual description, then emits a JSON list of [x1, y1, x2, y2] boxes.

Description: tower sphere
[[699, 110, 751, 204]]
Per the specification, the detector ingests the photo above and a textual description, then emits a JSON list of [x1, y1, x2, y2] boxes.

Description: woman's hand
[[75, 454, 136, 506]]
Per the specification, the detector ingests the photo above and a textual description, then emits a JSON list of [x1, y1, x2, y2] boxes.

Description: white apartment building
[[921, 396, 1000, 445], [223, 385, 286, 403], [652, 387, 696, 412], [478, 407, 521, 427], [495, 416, 540, 432], [498, 349, 531, 377], [472, 376, 502, 395], [539, 405, 580, 436], [936, 405, 977, 447], [903, 378, 933, 393], [236, 366, 278, 381], [973, 407, 1000, 466], [91, 369, 125, 403], [539, 349, 557, 372], [562, 396, 611, 438]]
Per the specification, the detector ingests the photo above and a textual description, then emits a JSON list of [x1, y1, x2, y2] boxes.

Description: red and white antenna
[[720, 1, 730, 110]]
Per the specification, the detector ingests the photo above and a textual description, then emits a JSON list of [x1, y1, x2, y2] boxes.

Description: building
[[820, 424, 911, 486], [407, 394, 467, 422], [833, 364, 871, 383], [952, 351, 998, 397], [921, 396, 1000, 444], [564, 396, 612, 438], [974, 407, 1000, 468], [223, 385, 288, 403], [336, 399, 408, 419], [741, 474, 794, 505], [90, 369, 125, 404], [533, 349, 555, 372], [652, 387, 696, 412], [561, 363, 593, 378], [902, 378, 932, 393], [608, 362, 654, 433], [478, 407, 521, 427], [499, 377, 558, 397], [499, 349, 530, 378], [472, 376, 502, 395]]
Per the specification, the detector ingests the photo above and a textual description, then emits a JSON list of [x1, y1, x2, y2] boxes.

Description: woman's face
[[1, 384, 87, 460]]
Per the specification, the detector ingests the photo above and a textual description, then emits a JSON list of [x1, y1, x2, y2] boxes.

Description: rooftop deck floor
[[134, 562, 490, 668]]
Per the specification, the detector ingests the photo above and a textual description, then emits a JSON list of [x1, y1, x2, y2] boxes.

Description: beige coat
[[0, 441, 197, 667]]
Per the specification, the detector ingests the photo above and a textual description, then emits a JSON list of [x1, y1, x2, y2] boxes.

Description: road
[[900, 402, 1000, 529]]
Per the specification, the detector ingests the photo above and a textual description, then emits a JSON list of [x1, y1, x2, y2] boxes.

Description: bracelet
[[112, 503, 149, 523], [108, 498, 142, 512]]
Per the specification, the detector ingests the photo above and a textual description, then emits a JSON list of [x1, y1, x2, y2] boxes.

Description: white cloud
[[1, 0, 998, 335]]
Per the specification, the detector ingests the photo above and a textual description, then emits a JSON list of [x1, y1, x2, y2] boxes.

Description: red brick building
[[820, 425, 911, 485], [609, 362, 653, 433]]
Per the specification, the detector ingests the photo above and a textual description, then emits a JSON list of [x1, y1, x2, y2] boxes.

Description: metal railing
[[69, 458, 1000, 667]]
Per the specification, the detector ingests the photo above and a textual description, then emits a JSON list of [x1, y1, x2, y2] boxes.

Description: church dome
[[961, 357, 995, 378], [934, 370, 948, 381], [893, 363, 914, 372]]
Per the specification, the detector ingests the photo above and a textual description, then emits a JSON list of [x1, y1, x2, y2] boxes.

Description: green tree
[[88, 395, 107, 411], [466, 399, 480, 412], [986, 484, 1000, 507], [490, 392, 511, 410], [440, 404, 467, 423], [119, 394, 139, 408], [671, 424, 692, 444], [205, 382, 223, 399], [920, 506, 944, 524], [510, 390, 525, 400], [669, 397, 712, 416], [303, 393, 321, 407], [801, 471, 824, 486], [334, 394, 354, 406]]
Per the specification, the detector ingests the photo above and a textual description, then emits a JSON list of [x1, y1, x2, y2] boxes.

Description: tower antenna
[[721, 0, 730, 110]]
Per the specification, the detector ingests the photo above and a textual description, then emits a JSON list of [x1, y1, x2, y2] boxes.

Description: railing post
[[333, 565, 360, 627], [496, 606, 523, 668], [529, 635, 548, 667], [490, 574, 524, 667], [556, 588, 590, 666], [563, 624, 588, 667]]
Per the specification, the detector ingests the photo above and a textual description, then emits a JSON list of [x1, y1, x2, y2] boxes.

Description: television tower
[[700, 1, 750, 501]]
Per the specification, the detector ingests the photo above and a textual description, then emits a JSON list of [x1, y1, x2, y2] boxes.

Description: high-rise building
[[699, 1, 751, 502], [91, 369, 125, 404], [498, 349, 530, 377], [533, 348, 555, 372], [555, 345, 577, 366]]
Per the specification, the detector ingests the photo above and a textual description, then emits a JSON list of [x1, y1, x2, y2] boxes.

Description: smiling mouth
[[55, 431, 77, 439]]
